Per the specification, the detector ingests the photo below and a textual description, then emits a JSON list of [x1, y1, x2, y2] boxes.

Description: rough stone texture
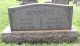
[[52, 0, 69, 4], [21, 0, 38, 5], [1, 31, 77, 43], [8, 3, 73, 31]]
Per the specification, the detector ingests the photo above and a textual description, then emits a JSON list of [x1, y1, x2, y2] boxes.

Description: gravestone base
[[1, 30, 77, 43]]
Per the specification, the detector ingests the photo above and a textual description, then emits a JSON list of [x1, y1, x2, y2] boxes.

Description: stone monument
[[44, 0, 52, 3], [9, 4, 72, 30], [21, 0, 38, 5], [52, 0, 69, 4], [45, 0, 69, 4], [1, 3, 77, 42]]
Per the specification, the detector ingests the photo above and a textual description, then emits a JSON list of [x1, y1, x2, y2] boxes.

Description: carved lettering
[[26, 10, 54, 15]]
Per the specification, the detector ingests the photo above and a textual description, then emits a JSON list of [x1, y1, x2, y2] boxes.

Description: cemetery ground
[[0, 0, 80, 46]]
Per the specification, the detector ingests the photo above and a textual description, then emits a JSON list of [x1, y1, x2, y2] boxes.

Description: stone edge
[[1, 31, 77, 43]]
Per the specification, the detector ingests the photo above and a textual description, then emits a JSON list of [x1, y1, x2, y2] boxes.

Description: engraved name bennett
[[26, 10, 54, 15]]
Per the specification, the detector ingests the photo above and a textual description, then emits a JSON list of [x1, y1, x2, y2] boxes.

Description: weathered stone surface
[[1, 31, 77, 42], [8, 3, 73, 31], [52, 0, 69, 4], [21, 0, 38, 5]]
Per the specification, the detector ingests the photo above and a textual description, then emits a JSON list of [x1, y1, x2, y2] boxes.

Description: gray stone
[[1, 31, 77, 42], [21, 0, 38, 5], [77, 2, 80, 6], [73, 0, 80, 6], [1, 3, 77, 43], [8, 3, 73, 31], [52, 0, 69, 4], [45, 0, 53, 3], [1, 26, 77, 43], [1, 26, 77, 33]]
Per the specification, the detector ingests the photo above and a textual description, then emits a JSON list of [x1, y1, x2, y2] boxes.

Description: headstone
[[52, 0, 69, 4], [76, 0, 80, 6], [8, 3, 73, 31], [1, 3, 77, 43], [45, 0, 52, 3], [21, 0, 38, 5]]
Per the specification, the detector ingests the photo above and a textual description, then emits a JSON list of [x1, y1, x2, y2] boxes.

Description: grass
[[69, 1, 80, 31], [0, 43, 79, 46], [73, 6, 80, 30], [0, 0, 80, 46], [0, 0, 20, 31]]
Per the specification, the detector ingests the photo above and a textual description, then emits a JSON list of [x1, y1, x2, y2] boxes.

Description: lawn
[[73, 5, 80, 30], [0, 0, 20, 31], [0, 0, 80, 46]]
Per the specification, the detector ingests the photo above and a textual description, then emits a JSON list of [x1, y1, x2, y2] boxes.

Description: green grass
[[0, 43, 79, 46], [73, 6, 80, 30], [0, 0, 20, 31], [0, 0, 80, 46]]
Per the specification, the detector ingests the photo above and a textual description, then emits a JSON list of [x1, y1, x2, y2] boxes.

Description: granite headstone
[[8, 3, 73, 31], [1, 3, 77, 43], [45, 0, 52, 3], [21, 0, 38, 5], [76, 0, 80, 6], [52, 0, 69, 4]]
